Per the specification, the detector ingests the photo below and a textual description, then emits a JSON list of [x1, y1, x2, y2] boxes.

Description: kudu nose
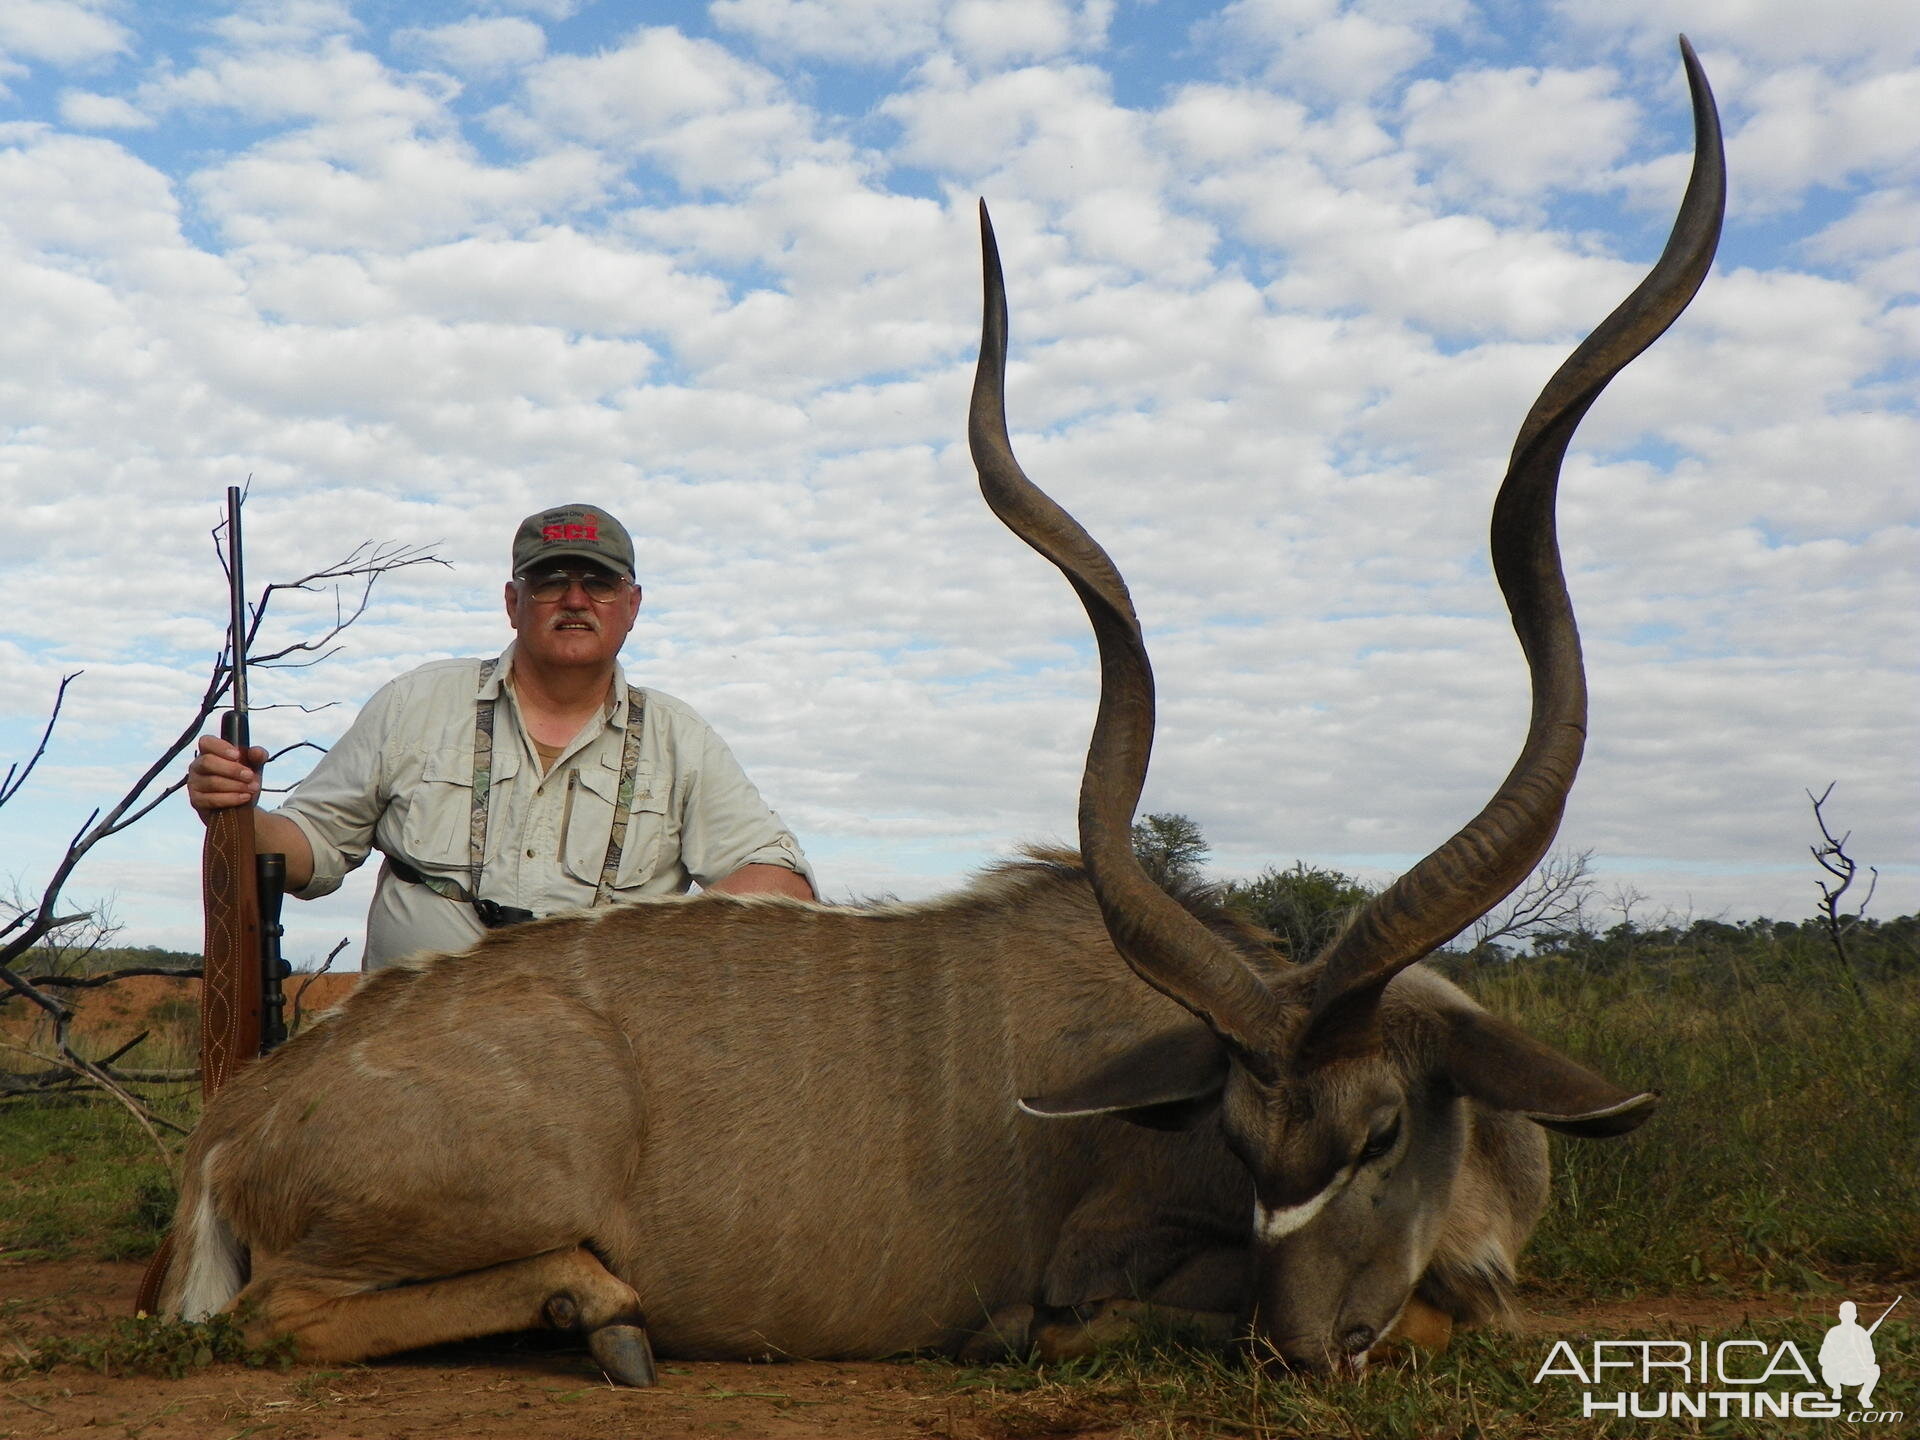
[[1341, 1323, 1377, 1356]]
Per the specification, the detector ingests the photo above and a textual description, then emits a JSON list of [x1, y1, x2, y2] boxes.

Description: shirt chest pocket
[[562, 761, 671, 890], [395, 750, 476, 872]]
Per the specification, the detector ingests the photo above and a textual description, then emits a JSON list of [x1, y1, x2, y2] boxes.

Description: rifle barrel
[[1866, 1296, 1902, 1335], [226, 484, 249, 741]]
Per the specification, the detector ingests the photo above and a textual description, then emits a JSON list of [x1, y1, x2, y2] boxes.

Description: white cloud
[[1198, 155, 1637, 343], [1728, 64, 1920, 204], [56, 89, 153, 129], [945, 0, 1112, 69], [396, 16, 548, 77], [712, 0, 943, 64], [1206, 0, 1463, 103], [1401, 66, 1637, 199], [370, 231, 728, 336], [0, 129, 184, 259], [194, 134, 610, 251], [1156, 84, 1310, 167], [206, 0, 361, 52], [140, 34, 447, 126], [1807, 190, 1920, 269], [710, 0, 1111, 68], [507, 25, 834, 191], [518, 27, 784, 143], [0, 0, 129, 67], [490, 0, 583, 19], [882, 59, 1181, 233], [1554, 0, 1920, 70]]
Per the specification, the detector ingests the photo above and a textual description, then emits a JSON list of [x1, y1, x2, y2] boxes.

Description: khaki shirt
[[276, 644, 812, 968]]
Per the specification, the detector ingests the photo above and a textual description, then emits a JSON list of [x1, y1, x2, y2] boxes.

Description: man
[[189, 502, 815, 968]]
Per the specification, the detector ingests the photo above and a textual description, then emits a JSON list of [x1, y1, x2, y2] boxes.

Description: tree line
[[1128, 811, 1916, 981]]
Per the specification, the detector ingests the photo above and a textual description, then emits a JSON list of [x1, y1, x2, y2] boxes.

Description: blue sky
[[1, 0, 1915, 964]]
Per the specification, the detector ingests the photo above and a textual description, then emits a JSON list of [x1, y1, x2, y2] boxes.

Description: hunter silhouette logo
[[1533, 1294, 1904, 1424], [1821, 1298, 1899, 1407]]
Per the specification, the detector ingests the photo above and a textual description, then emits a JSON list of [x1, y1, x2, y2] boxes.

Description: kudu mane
[[339, 844, 1277, 998]]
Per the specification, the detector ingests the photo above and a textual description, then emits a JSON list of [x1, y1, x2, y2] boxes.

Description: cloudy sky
[[1, 0, 1914, 966]]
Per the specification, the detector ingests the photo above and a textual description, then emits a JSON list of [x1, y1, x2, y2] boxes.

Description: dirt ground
[[1, 1259, 989, 1440], [0, 1258, 1848, 1440]]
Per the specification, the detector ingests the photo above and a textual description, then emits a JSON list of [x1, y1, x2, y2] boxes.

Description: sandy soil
[[1, 1260, 997, 1440], [0, 1258, 1849, 1440]]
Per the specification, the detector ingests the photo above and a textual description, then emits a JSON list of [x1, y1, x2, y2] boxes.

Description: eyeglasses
[[516, 569, 634, 603]]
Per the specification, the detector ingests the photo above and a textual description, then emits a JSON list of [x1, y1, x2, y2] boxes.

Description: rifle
[[199, 484, 292, 1091], [136, 486, 291, 1314], [1866, 1297, 1902, 1335]]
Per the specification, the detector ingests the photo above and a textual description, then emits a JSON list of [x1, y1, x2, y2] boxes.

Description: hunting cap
[[511, 503, 635, 577]]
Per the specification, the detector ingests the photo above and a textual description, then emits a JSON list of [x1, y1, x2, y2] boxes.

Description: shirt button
[[526, 848, 536, 858]]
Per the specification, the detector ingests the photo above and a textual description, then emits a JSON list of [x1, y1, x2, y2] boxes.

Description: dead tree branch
[[9, 965, 203, 991], [289, 937, 350, 1034], [1, 506, 440, 1133], [1468, 848, 1597, 953], [0, 672, 80, 810], [1808, 782, 1874, 1002]]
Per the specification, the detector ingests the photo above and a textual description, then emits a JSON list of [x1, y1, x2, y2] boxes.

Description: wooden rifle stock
[[199, 722, 265, 1098]]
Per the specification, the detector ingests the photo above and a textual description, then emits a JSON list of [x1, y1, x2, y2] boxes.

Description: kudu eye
[[1357, 1117, 1401, 1165]]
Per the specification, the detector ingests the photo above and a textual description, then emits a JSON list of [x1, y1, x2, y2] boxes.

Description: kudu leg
[[1379, 1295, 1453, 1354], [238, 1244, 657, 1385], [960, 1245, 1247, 1363]]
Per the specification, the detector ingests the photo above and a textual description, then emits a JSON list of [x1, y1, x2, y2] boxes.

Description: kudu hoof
[[1033, 1300, 1144, 1362], [589, 1323, 658, 1387]]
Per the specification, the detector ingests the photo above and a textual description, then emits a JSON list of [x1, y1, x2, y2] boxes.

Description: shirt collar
[[488, 641, 633, 726]]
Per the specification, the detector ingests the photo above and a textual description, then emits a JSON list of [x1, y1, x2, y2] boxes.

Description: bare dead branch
[[1469, 848, 1596, 952], [0, 1032, 190, 1155], [1808, 783, 1874, 1002], [248, 540, 446, 669], [1, 526, 442, 973], [1, 500, 440, 1125], [1, 1061, 198, 1097], [1, 910, 89, 943], [0, 672, 81, 810], [12, 965, 202, 991], [290, 937, 350, 1033]]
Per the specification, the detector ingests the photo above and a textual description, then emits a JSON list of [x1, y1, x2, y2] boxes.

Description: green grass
[[0, 1095, 187, 1261], [1467, 966, 1920, 1295]]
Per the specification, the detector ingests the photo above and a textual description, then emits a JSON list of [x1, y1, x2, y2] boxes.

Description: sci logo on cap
[[543, 514, 600, 543]]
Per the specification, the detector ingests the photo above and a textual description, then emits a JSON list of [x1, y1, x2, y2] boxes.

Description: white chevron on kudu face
[[1254, 1183, 1339, 1243]]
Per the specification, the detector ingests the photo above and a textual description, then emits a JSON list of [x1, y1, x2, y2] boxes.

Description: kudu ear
[[1443, 1010, 1658, 1138], [1019, 1025, 1229, 1132]]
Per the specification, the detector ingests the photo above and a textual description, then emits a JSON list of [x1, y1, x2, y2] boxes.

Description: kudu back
[[159, 41, 1724, 1381]]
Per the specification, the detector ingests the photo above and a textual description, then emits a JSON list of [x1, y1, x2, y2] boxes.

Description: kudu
[[158, 41, 1723, 1383]]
